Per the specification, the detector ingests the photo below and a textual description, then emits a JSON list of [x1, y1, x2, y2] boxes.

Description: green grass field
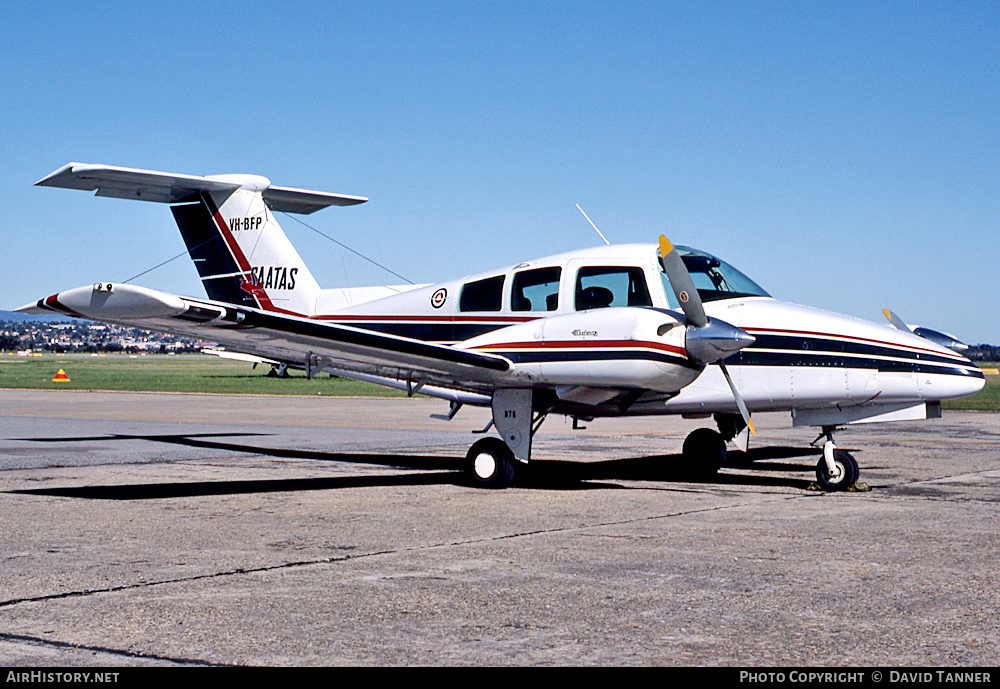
[[0, 353, 405, 397], [1, 353, 996, 410]]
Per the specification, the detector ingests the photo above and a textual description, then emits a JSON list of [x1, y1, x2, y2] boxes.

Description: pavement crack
[[0, 553, 362, 610], [0, 494, 803, 612], [0, 631, 227, 666]]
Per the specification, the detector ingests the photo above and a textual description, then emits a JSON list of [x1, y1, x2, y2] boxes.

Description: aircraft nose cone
[[685, 318, 755, 365], [957, 366, 987, 397]]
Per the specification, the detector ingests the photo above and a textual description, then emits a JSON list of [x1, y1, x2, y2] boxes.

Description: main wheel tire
[[682, 427, 727, 476], [466, 437, 517, 488], [816, 449, 859, 491]]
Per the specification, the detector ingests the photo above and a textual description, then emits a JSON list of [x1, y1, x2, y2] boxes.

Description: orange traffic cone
[[52, 369, 70, 382]]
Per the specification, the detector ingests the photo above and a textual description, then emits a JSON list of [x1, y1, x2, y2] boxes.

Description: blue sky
[[3, 1, 998, 342]]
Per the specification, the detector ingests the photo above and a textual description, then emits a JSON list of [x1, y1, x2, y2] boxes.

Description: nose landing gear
[[814, 427, 860, 491]]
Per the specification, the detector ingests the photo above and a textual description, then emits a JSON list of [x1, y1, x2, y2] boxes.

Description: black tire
[[682, 427, 727, 476], [816, 449, 859, 491], [466, 437, 517, 488]]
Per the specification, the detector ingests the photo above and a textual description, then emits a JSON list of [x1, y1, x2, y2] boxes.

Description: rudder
[[172, 201, 249, 306]]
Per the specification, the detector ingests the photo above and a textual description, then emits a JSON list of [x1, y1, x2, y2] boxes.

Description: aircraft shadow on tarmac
[[9, 432, 827, 499]]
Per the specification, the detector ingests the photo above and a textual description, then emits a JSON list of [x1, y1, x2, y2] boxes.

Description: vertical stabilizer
[[182, 187, 323, 316], [34, 163, 368, 317]]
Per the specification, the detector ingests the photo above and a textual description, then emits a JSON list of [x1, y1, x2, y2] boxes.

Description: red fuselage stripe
[[472, 339, 687, 356], [314, 314, 538, 323], [743, 326, 963, 359]]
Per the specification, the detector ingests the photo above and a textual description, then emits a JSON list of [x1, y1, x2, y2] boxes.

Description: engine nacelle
[[461, 307, 701, 393]]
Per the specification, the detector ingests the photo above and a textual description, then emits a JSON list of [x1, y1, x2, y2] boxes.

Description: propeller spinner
[[659, 235, 757, 435]]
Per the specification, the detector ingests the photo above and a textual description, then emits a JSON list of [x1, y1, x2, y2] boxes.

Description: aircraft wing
[[18, 284, 510, 396]]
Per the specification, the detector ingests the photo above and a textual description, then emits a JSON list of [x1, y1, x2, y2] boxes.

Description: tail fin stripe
[[201, 271, 251, 281], [171, 203, 251, 307], [200, 192, 309, 317], [200, 192, 272, 312]]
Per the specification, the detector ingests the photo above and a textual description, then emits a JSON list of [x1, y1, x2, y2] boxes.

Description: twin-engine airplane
[[21, 163, 985, 490]]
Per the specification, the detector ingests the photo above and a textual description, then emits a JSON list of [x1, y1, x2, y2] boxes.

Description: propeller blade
[[658, 233, 754, 362], [719, 360, 756, 437], [659, 235, 708, 328], [658, 234, 755, 363], [659, 234, 755, 438], [884, 308, 968, 352], [882, 308, 913, 333]]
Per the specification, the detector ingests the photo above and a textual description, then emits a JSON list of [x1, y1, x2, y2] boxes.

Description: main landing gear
[[466, 437, 516, 488], [464, 389, 539, 489], [680, 413, 744, 477], [682, 427, 728, 477]]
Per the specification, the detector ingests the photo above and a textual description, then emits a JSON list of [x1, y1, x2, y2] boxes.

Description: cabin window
[[575, 266, 652, 310], [459, 275, 505, 312], [511, 267, 561, 312]]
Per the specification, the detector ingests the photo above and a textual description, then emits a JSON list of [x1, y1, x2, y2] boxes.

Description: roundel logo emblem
[[430, 288, 448, 309], [679, 290, 690, 303]]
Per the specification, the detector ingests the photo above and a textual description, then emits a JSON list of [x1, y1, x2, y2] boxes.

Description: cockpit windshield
[[658, 245, 770, 307]]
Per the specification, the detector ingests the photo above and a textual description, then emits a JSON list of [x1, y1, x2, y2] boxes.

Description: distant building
[[0, 318, 213, 353]]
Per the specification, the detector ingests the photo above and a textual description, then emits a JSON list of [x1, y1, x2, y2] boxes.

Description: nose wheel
[[815, 430, 860, 491]]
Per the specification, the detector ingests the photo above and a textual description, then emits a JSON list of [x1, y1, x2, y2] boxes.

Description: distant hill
[[0, 310, 75, 323]]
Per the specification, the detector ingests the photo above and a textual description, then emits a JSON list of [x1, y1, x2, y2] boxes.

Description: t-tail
[[36, 163, 367, 317]]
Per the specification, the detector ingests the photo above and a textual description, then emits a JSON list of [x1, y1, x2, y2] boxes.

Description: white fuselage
[[303, 243, 984, 418], [26, 242, 983, 423]]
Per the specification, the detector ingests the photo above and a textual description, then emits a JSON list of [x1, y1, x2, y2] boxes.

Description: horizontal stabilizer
[[36, 163, 367, 213], [37, 163, 240, 204], [262, 185, 367, 213]]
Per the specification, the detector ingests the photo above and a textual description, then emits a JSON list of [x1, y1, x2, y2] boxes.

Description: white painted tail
[[180, 186, 322, 315], [36, 163, 367, 317]]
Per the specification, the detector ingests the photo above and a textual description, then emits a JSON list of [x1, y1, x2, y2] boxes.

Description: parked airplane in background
[[21, 163, 985, 490]]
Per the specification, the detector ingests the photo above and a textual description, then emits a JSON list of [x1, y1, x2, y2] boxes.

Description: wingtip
[[14, 299, 49, 315], [35, 162, 84, 187]]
